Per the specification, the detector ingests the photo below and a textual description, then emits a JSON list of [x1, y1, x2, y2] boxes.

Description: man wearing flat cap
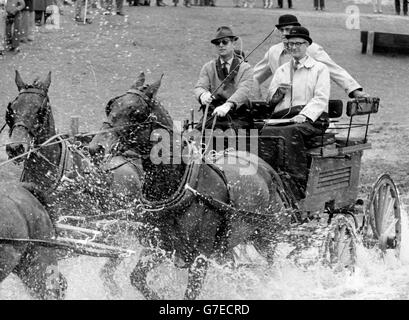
[[263, 26, 330, 198], [254, 14, 369, 99], [194, 26, 253, 131]]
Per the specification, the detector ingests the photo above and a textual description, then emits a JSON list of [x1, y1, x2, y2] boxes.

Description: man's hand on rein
[[200, 92, 213, 105], [212, 102, 233, 117], [291, 114, 307, 123]]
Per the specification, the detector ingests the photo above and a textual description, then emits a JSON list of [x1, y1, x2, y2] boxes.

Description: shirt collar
[[220, 57, 234, 66], [293, 55, 314, 69]]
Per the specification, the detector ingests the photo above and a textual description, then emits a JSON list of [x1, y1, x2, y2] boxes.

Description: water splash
[[2, 206, 409, 300]]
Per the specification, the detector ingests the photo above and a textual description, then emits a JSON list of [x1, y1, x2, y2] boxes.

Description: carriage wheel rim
[[366, 174, 401, 251]]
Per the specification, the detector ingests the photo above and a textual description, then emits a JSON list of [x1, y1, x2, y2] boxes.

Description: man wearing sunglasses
[[254, 14, 368, 100], [194, 26, 253, 131], [263, 26, 330, 199]]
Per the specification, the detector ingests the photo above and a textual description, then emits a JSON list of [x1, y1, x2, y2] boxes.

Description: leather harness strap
[[206, 163, 232, 206]]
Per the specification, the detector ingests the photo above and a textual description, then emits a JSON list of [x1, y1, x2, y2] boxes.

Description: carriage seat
[[250, 99, 343, 122], [305, 100, 342, 149], [251, 100, 343, 148], [305, 132, 336, 149]]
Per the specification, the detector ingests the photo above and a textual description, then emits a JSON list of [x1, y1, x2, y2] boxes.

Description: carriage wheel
[[323, 215, 357, 270], [362, 174, 401, 254]]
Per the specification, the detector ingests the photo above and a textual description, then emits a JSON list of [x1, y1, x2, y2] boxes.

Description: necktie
[[293, 60, 300, 72], [222, 62, 229, 78]]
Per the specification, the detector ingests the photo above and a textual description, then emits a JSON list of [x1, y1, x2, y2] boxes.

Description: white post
[[84, 0, 88, 24], [70, 116, 80, 137]]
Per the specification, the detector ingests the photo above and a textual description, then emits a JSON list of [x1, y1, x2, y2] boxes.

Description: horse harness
[[104, 88, 254, 224], [103, 88, 170, 152], [19, 135, 90, 193], [7, 87, 91, 193]]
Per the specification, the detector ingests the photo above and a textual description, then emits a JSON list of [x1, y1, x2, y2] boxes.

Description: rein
[[0, 237, 135, 258], [0, 122, 6, 135]]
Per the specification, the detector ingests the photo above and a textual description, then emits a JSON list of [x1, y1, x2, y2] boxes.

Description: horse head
[[5, 70, 55, 161], [89, 72, 171, 159]]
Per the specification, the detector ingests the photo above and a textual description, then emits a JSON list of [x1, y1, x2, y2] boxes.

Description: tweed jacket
[[254, 42, 361, 97], [194, 56, 253, 110], [267, 55, 330, 122]]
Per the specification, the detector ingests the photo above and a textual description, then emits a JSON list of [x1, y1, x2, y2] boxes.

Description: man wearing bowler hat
[[262, 26, 330, 199], [254, 14, 369, 99], [194, 26, 253, 131]]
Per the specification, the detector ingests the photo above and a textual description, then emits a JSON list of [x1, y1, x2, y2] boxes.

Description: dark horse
[[0, 182, 66, 299], [4, 71, 144, 297], [5, 70, 143, 212], [89, 73, 291, 300]]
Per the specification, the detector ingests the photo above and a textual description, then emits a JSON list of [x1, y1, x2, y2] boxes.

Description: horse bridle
[[6, 87, 50, 140], [103, 88, 173, 157], [6, 87, 59, 169]]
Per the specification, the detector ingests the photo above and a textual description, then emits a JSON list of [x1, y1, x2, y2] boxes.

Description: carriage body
[[253, 98, 379, 215], [185, 96, 400, 266], [187, 97, 382, 220], [251, 97, 401, 265], [300, 143, 365, 213]]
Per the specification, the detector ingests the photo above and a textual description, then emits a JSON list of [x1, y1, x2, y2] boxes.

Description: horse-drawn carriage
[[183, 96, 401, 267], [0, 71, 402, 299]]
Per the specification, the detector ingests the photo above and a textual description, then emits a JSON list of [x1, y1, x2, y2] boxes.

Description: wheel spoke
[[377, 185, 387, 220], [381, 195, 396, 236], [381, 218, 398, 239], [374, 190, 384, 237]]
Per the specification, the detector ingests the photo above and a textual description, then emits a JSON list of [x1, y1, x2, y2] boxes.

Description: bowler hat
[[275, 14, 301, 29], [210, 26, 238, 44], [285, 26, 312, 44]]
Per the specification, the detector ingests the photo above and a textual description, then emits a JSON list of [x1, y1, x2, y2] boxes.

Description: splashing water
[[1, 206, 409, 300]]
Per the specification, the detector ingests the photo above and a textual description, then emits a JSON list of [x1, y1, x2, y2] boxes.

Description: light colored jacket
[[267, 55, 330, 122], [194, 58, 253, 109], [254, 42, 361, 97]]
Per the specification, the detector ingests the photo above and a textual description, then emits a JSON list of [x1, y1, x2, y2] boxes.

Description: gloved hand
[[200, 92, 213, 105], [212, 102, 233, 117], [352, 90, 370, 99], [291, 114, 307, 123]]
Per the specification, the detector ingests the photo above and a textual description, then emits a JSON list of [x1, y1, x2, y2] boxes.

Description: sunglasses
[[214, 39, 231, 46]]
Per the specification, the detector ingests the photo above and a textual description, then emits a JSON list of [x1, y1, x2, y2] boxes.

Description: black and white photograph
[[0, 0, 408, 307]]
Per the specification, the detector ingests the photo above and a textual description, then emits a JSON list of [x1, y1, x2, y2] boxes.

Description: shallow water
[[1, 205, 409, 300]]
